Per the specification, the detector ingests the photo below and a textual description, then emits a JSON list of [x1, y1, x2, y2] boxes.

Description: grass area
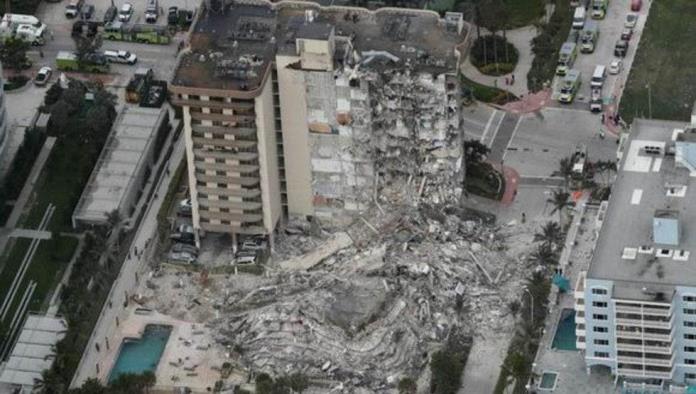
[[619, 0, 696, 122], [0, 236, 77, 345], [470, 35, 519, 76], [465, 161, 505, 200], [504, 0, 546, 29], [460, 75, 518, 105]]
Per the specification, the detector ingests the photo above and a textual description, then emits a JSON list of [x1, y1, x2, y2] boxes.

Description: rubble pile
[[140, 203, 536, 391]]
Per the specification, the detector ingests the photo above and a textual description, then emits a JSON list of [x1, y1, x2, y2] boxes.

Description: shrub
[[470, 35, 519, 75], [3, 75, 29, 91], [527, 0, 571, 92]]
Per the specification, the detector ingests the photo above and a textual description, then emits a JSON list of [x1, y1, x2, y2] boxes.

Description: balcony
[[196, 174, 260, 187], [576, 327, 586, 337], [617, 355, 674, 368], [616, 342, 672, 355], [615, 329, 672, 342], [617, 367, 671, 380], [189, 111, 256, 123], [199, 209, 262, 224], [192, 137, 257, 149], [577, 341, 586, 349], [615, 303, 672, 317], [193, 149, 259, 162], [194, 161, 260, 174], [576, 302, 585, 312], [198, 198, 262, 211], [172, 97, 255, 111], [197, 187, 261, 198], [192, 124, 256, 137], [200, 222, 265, 234], [615, 318, 672, 330]]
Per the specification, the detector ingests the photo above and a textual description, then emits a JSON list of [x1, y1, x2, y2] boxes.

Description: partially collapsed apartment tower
[[169, 0, 466, 241]]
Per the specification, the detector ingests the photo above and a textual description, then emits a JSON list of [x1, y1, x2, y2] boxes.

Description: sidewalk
[[460, 26, 537, 98], [500, 88, 551, 114]]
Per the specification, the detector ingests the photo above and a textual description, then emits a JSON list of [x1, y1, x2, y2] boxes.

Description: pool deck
[[531, 199, 620, 393], [95, 308, 226, 392]]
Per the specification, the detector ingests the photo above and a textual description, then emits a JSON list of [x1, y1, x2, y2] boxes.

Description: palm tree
[[534, 221, 564, 247], [547, 189, 572, 226], [552, 156, 574, 190], [530, 242, 558, 268]]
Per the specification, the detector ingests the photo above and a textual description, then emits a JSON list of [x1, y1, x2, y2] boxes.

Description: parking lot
[[28, 0, 195, 93], [550, 0, 649, 113]]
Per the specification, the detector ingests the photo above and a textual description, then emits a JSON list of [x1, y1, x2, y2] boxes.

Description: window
[[593, 301, 608, 308], [686, 321, 696, 328], [686, 373, 696, 380], [594, 339, 609, 345], [594, 352, 610, 358], [685, 346, 696, 353], [686, 334, 696, 340], [686, 359, 696, 365], [594, 326, 609, 333], [593, 314, 608, 320], [686, 296, 696, 303], [686, 309, 696, 315], [592, 288, 608, 295]]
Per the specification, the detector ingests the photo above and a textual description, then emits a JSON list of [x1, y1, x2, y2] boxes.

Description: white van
[[591, 65, 606, 88], [103, 50, 137, 65], [145, 0, 159, 23], [572, 7, 586, 30]]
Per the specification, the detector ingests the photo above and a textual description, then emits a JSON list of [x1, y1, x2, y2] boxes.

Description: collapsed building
[[170, 0, 467, 243]]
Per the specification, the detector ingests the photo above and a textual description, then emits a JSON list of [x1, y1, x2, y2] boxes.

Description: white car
[[34, 66, 52, 86], [118, 3, 133, 22], [609, 59, 623, 75], [624, 13, 638, 29], [103, 50, 137, 65]]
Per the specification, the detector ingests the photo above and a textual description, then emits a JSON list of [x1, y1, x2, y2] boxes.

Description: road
[[549, 0, 649, 113]]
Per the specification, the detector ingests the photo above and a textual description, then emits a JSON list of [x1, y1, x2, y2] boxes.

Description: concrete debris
[[141, 202, 538, 392]]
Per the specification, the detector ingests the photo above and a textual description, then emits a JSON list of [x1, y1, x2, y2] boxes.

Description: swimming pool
[[108, 324, 172, 382], [551, 308, 577, 350]]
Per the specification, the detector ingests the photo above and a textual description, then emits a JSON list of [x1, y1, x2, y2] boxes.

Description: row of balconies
[[172, 97, 255, 111], [617, 366, 672, 380], [192, 137, 257, 149], [615, 303, 672, 317], [191, 124, 257, 137]]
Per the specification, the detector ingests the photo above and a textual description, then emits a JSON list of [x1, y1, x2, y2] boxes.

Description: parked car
[[178, 198, 192, 215], [65, 0, 84, 18], [241, 237, 267, 251], [103, 50, 137, 65], [145, 0, 159, 23], [171, 242, 198, 256], [103, 4, 117, 23], [234, 255, 257, 265], [167, 6, 179, 25], [624, 13, 638, 28], [621, 28, 633, 41], [614, 39, 628, 57], [169, 251, 196, 263], [609, 59, 623, 74], [589, 87, 602, 113], [118, 2, 133, 22], [631, 0, 642, 12], [34, 66, 52, 86], [81, 4, 94, 20]]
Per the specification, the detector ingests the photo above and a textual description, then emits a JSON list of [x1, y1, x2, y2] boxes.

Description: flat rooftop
[[72, 107, 166, 225], [0, 315, 67, 389], [172, 1, 464, 92], [588, 118, 696, 294]]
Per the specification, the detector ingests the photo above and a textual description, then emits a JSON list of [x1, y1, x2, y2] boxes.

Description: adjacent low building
[[170, 0, 466, 244], [71, 106, 172, 228], [576, 116, 696, 390]]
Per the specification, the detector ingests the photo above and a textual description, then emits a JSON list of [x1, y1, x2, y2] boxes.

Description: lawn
[[620, 0, 696, 122], [465, 161, 506, 200], [461, 75, 518, 105]]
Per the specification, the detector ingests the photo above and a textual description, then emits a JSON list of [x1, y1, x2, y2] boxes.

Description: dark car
[[620, 28, 633, 41], [103, 4, 117, 23], [81, 4, 94, 19], [614, 40, 628, 57], [167, 6, 178, 25]]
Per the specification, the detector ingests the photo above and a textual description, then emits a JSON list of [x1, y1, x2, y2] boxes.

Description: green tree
[[430, 350, 464, 394], [533, 221, 563, 247], [255, 373, 275, 394], [288, 373, 309, 393], [68, 378, 106, 394], [547, 189, 572, 225], [49, 100, 72, 131], [44, 83, 64, 107], [34, 368, 67, 394], [553, 156, 574, 190], [108, 371, 156, 394], [73, 34, 103, 67], [530, 242, 558, 268], [399, 377, 417, 394], [0, 37, 29, 70], [464, 139, 490, 164]]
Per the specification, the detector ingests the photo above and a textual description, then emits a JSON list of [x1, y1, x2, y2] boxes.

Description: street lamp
[[523, 286, 534, 328]]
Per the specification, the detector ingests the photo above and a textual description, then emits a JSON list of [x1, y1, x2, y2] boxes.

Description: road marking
[[501, 116, 522, 162], [479, 109, 498, 144], [486, 111, 505, 148]]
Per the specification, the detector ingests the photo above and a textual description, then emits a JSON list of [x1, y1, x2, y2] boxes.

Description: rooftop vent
[[638, 245, 654, 254], [666, 184, 687, 197], [622, 247, 637, 260], [674, 250, 690, 262], [642, 145, 662, 155], [653, 210, 680, 246]]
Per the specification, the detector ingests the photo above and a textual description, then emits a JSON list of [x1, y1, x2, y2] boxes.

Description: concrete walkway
[[9, 228, 52, 240], [460, 26, 538, 98]]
